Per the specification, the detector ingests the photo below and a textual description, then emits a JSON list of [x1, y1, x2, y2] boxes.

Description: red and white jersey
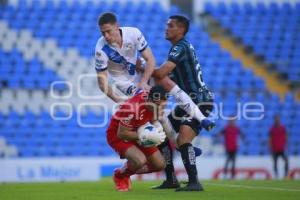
[[94, 27, 148, 95], [107, 92, 154, 138]]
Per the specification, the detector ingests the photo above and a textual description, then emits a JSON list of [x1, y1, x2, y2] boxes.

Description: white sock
[[159, 114, 178, 146], [169, 85, 206, 122]]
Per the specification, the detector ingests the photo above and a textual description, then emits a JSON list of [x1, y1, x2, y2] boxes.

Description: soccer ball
[[137, 123, 158, 147]]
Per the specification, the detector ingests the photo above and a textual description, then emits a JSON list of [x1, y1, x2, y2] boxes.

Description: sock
[[158, 139, 177, 183], [159, 115, 177, 145], [169, 85, 206, 122], [179, 143, 198, 184], [116, 161, 137, 178]]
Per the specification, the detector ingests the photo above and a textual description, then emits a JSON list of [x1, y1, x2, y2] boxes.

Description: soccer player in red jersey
[[218, 118, 244, 179], [269, 115, 289, 179], [106, 86, 168, 191]]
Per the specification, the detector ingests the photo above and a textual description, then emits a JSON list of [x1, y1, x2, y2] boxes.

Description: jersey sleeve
[[133, 28, 148, 52], [168, 44, 185, 64], [94, 49, 108, 72]]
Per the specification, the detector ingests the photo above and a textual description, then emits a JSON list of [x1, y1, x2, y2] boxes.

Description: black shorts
[[168, 93, 214, 135]]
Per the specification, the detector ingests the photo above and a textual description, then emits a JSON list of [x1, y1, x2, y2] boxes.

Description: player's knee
[[177, 129, 195, 146], [176, 134, 188, 147]]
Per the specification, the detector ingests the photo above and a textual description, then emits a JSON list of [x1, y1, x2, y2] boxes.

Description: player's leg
[[113, 144, 147, 191], [224, 151, 230, 179], [272, 153, 279, 179], [281, 152, 289, 178], [162, 107, 203, 156], [116, 146, 148, 177], [176, 124, 204, 192], [231, 151, 236, 179], [152, 138, 180, 189], [134, 145, 166, 174], [155, 76, 215, 131], [153, 106, 192, 189], [152, 106, 184, 189], [144, 150, 166, 172]]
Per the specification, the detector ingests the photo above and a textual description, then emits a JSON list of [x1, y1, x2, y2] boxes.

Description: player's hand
[[152, 121, 164, 133], [137, 81, 151, 93], [143, 129, 165, 144], [151, 121, 166, 144], [138, 122, 166, 145], [154, 130, 166, 144]]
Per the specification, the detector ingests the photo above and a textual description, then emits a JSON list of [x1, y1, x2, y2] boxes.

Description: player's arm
[[152, 61, 176, 80], [95, 48, 125, 103], [134, 28, 155, 91], [139, 47, 155, 90], [135, 57, 145, 73], [96, 70, 124, 103], [117, 124, 139, 141]]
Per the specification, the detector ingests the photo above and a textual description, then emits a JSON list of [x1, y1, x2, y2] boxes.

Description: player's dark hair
[[98, 12, 117, 26], [148, 86, 168, 102], [169, 15, 190, 35]]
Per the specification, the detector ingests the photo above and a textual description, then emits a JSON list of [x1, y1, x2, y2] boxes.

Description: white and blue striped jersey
[[94, 27, 148, 95]]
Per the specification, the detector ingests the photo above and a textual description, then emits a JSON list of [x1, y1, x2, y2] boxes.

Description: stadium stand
[[0, 0, 299, 157], [204, 1, 300, 84]]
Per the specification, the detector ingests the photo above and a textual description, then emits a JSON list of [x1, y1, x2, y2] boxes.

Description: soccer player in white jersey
[[95, 13, 215, 129], [95, 12, 155, 103]]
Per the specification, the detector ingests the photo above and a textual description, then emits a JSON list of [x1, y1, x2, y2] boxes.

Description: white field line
[[206, 182, 300, 192]]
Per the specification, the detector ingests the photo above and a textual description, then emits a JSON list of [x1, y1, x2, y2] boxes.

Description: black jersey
[[168, 38, 211, 104]]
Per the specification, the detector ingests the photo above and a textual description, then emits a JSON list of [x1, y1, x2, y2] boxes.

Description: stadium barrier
[[0, 156, 299, 182]]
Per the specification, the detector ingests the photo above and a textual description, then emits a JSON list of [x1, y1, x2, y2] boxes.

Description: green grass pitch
[[1, 178, 299, 200]]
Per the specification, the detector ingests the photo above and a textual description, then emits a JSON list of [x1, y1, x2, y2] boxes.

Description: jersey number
[[195, 63, 205, 87]]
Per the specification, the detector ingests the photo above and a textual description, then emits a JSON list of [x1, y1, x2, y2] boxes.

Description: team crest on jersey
[[170, 46, 180, 57]]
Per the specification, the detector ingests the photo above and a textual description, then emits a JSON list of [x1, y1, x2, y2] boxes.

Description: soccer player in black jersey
[[152, 15, 215, 192]]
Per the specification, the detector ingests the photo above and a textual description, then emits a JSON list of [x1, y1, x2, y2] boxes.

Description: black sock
[[179, 143, 198, 184], [158, 138, 177, 183]]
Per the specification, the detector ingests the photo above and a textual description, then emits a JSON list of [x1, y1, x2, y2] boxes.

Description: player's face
[[165, 19, 180, 41], [146, 99, 167, 114], [100, 23, 119, 44]]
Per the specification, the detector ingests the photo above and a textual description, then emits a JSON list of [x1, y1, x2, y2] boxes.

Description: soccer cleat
[[175, 181, 204, 192], [124, 175, 132, 190], [113, 169, 131, 192], [201, 119, 216, 131], [152, 180, 180, 189]]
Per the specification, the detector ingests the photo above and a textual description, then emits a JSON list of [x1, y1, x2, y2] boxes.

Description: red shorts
[[107, 130, 158, 159]]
